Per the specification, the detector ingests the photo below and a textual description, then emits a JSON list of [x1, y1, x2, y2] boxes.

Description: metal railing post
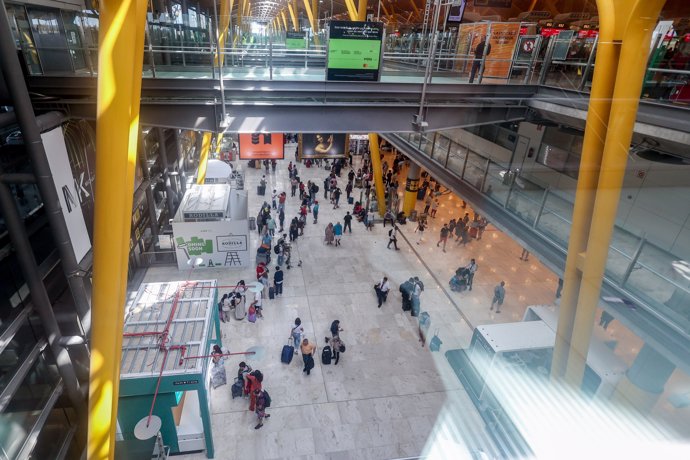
[[620, 234, 647, 288], [538, 37, 555, 85], [578, 35, 598, 92], [429, 132, 438, 159], [480, 157, 490, 192], [460, 146, 470, 179], [533, 186, 550, 228]]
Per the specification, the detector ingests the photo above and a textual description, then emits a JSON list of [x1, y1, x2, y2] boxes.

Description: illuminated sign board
[[327, 21, 383, 82], [286, 31, 306, 49], [447, 0, 468, 23]]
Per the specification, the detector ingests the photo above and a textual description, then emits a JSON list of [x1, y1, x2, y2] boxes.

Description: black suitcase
[[231, 379, 244, 398], [281, 340, 294, 364], [321, 345, 332, 365], [258, 185, 266, 195], [348, 196, 354, 205], [269, 286, 275, 299]]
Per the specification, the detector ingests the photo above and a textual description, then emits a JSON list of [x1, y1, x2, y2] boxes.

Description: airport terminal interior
[[1, 0, 690, 459]]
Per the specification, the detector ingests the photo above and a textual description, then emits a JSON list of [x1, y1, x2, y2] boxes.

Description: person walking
[[376, 276, 390, 308], [251, 288, 264, 319], [332, 187, 342, 209], [437, 224, 450, 252], [490, 281, 506, 313], [245, 370, 263, 411], [465, 258, 478, 291], [271, 190, 277, 210], [387, 225, 400, 250], [300, 338, 317, 375], [329, 335, 344, 365], [366, 209, 375, 230], [423, 194, 432, 215], [278, 208, 285, 232], [343, 211, 353, 233], [219, 294, 230, 322], [333, 221, 343, 246], [210, 345, 227, 388], [415, 219, 426, 245], [310, 200, 319, 224], [274, 265, 284, 296], [291, 318, 304, 353], [325, 223, 335, 245], [469, 37, 491, 83], [291, 177, 298, 197], [430, 199, 439, 218], [266, 216, 276, 237], [253, 389, 271, 429], [520, 248, 530, 261]]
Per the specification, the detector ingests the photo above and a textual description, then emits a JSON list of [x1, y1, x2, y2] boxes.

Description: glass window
[[0, 318, 39, 395], [0, 354, 60, 458]]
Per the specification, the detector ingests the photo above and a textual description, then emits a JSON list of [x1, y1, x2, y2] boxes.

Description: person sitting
[[396, 211, 407, 225]]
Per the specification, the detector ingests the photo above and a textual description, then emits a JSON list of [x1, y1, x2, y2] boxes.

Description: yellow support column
[[89, 0, 147, 458], [288, 0, 299, 31], [562, 0, 667, 386], [551, 0, 623, 380], [197, 132, 213, 184], [357, 0, 367, 21], [303, 0, 320, 45], [280, 10, 288, 31], [368, 133, 387, 216], [234, 0, 244, 45], [344, 0, 358, 21], [215, 0, 234, 66], [402, 161, 420, 217]]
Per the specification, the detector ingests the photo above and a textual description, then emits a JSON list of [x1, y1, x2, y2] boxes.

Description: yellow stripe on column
[[89, 0, 147, 458], [197, 132, 213, 184]]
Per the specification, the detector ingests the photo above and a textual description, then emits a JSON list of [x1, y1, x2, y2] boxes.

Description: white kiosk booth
[[172, 184, 250, 269]]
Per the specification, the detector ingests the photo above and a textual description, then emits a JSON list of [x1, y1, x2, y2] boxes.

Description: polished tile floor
[[140, 150, 686, 459]]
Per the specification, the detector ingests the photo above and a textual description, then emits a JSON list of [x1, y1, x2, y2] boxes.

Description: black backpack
[[389, 229, 393, 237], [262, 390, 271, 407], [321, 346, 332, 365], [274, 244, 281, 254]]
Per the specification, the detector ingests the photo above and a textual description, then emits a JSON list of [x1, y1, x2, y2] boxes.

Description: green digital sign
[[286, 31, 306, 49], [327, 21, 383, 81]]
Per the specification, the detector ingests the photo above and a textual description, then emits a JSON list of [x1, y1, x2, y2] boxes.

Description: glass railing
[[393, 131, 690, 337], [14, 24, 690, 108]]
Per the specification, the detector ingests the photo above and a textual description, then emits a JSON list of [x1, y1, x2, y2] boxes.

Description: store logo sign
[[175, 236, 213, 256]]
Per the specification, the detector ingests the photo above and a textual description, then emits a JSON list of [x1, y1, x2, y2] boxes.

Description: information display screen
[[238, 133, 285, 160], [327, 21, 383, 81], [447, 1, 468, 23], [286, 31, 306, 49], [299, 134, 349, 159]]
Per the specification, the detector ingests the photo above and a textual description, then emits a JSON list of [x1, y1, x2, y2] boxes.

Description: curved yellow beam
[[197, 132, 213, 184]]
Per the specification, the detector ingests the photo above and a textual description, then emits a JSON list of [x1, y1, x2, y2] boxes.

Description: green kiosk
[[116, 279, 221, 459]]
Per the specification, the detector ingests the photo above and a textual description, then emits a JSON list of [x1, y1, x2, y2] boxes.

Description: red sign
[[238, 133, 285, 160]]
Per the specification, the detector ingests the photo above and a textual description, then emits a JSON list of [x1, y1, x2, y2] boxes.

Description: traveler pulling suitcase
[[281, 339, 294, 364], [321, 345, 332, 365]]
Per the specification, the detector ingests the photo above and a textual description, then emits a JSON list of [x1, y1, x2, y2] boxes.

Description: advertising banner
[[238, 133, 285, 160], [483, 23, 521, 80], [41, 127, 92, 263], [299, 134, 349, 159], [286, 31, 306, 49], [327, 21, 384, 81], [173, 219, 249, 269]]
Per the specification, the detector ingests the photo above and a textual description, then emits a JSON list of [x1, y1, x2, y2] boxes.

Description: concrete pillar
[[612, 344, 675, 413]]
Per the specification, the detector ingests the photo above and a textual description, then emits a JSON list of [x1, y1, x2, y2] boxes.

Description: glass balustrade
[[391, 130, 690, 336]]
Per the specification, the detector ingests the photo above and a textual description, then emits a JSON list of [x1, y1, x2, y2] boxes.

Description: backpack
[[314, 185, 319, 193], [262, 390, 271, 407], [274, 244, 281, 254], [388, 229, 393, 237]]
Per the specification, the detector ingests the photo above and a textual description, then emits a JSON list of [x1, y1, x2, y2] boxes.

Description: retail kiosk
[[116, 280, 221, 459], [172, 184, 250, 269]]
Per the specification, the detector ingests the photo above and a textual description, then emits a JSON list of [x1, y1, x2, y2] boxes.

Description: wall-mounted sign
[[327, 21, 383, 82], [299, 134, 349, 159], [173, 379, 199, 386], [238, 133, 284, 160], [447, 0, 468, 23], [286, 31, 306, 49], [216, 234, 248, 252]]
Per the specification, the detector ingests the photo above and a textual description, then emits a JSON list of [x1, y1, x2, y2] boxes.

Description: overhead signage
[[286, 31, 306, 49], [327, 21, 383, 82], [299, 133, 349, 159], [238, 133, 284, 160], [447, 0, 468, 23]]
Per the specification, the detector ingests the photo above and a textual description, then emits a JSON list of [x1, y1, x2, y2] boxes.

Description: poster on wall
[[173, 220, 249, 269], [482, 23, 521, 80], [41, 127, 92, 263], [299, 134, 349, 159], [286, 31, 306, 49], [327, 21, 384, 81], [238, 133, 285, 160], [455, 23, 488, 72]]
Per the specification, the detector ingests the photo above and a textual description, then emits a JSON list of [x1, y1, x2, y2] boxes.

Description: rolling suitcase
[[231, 379, 244, 398], [269, 286, 275, 299], [257, 185, 266, 196], [469, 226, 478, 238], [321, 345, 332, 365], [348, 196, 354, 205], [281, 340, 294, 364]]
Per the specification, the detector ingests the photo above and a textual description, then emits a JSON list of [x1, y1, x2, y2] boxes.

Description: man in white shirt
[[251, 289, 263, 318], [466, 258, 478, 291], [376, 276, 391, 308]]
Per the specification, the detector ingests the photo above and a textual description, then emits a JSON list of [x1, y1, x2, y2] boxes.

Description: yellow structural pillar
[[280, 10, 288, 32], [197, 132, 213, 184], [402, 161, 421, 217], [559, 0, 667, 387], [215, 0, 234, 66], [368, 133, 387, 216], [551, 0, 624, 380], [89, 0, 147, 459], [344, 0, 358, 21], [303, 0, 320, 45], [357, 0, 367, 21], [288, 0, 299, 31], [234, 0, 244, 45]]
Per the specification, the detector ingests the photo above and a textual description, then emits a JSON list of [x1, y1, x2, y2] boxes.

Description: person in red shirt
[[244, 370, 263, 411], [256, 262, 268, 281]]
